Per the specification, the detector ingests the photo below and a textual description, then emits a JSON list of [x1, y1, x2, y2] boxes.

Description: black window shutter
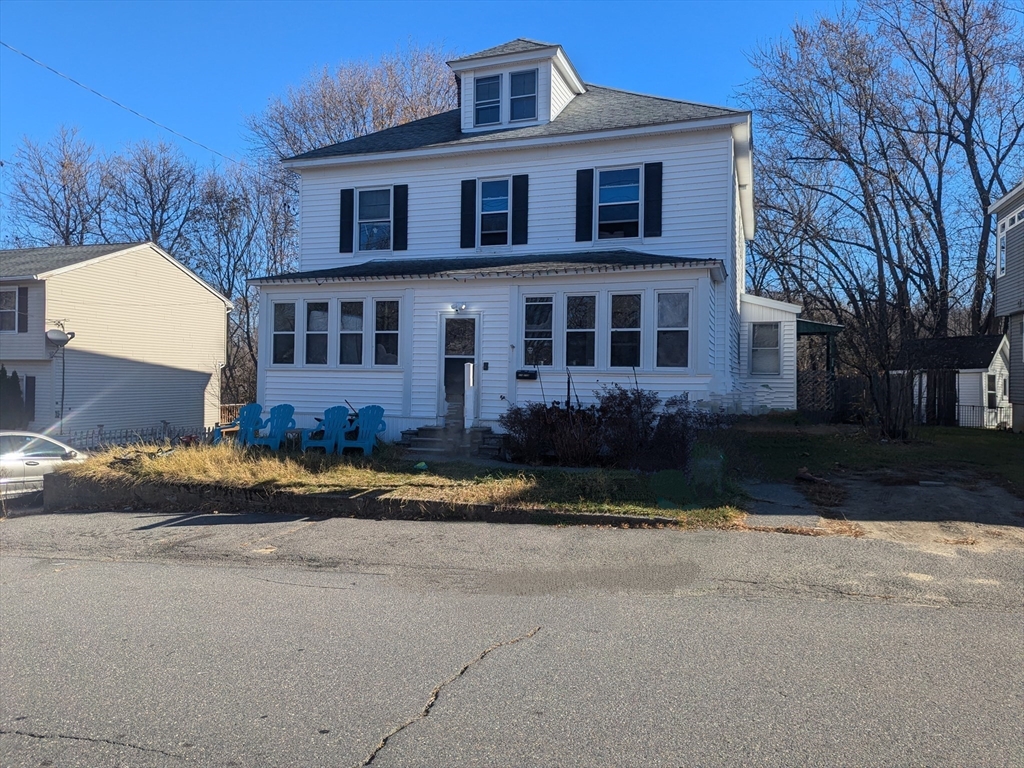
[[339, 189, 354, 253], [17, 287, 28, 333], [460, 180, 476, 249], [643, 162, 663, 238], [575, 169, 594, 242], [24, 376, 36, 421], [511, 174, 529, 245], [393, 184, 408, 251]]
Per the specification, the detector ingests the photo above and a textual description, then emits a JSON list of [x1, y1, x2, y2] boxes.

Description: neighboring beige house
[[0, 242, 232, 434]]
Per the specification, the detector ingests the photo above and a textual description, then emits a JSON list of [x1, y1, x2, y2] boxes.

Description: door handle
[[25, 461, 40, 466]]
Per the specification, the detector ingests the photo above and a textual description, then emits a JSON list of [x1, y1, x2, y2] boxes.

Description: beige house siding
[[43, 244, 228, 432]]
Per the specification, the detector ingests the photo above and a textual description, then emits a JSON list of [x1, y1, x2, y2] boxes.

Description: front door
[[442, 316, 476, 420]]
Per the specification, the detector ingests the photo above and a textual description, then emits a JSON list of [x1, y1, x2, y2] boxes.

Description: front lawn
[[63, 443, 743, 526]]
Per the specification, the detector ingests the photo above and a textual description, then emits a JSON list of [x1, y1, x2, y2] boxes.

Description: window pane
[[475, 76, 500, 103], [510, 71, 536, 97], [475, 104, 500, 125], [339, 334, 362, 365], [567, 295, 595, 329], [566, 332, 595, 367], [751, 348, 780, 375], [481, 180, 508, 211], [273, 334, 294, 364], [658, 293, 688, 328], [510, 98, 536, 121], [524, 340, 552, 366], [306, 334, 328, 365], [0, 291, 15, 310], [0, 313, 13, 331], [306, 302, 328, 332], [657, 330, 688, 367], [598, 219, 639, 239], [525, 302, 552, 336], [273, 303, 295, 332], [359, 222, 391, 250], [752, 324, 779, 348], [445, 318, 475, 356], [375, 333, 399, 365], [598, 169, 640, 203], [598, 203, 640, 223], [340, 301, 363, 331], [481, 212, 508, 233], [23, 438, 67, 458], [611, 331, 641, 367], [358, 189, 390, 220], [375, 300, 399, 332], [611, 295, 641, 328]]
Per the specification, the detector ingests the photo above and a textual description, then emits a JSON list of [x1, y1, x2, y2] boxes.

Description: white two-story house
[[251, 39, 800, 439]]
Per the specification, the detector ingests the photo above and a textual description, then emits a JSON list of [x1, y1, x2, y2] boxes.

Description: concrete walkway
[[741, 480, 823, 529]]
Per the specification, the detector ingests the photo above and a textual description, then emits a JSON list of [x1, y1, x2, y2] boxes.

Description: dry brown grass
[[61, 443, 744, 526]]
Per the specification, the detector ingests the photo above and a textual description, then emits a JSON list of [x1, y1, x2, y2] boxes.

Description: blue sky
[[0, 0, 837, 167]]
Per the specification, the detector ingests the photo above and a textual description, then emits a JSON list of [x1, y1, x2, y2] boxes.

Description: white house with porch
[[251, 39, 800, 440]]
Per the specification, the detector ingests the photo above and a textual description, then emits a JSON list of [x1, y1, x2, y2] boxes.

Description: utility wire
[[0, 39, 237, 164]]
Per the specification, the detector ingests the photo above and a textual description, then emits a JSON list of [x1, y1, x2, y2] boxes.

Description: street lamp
[[45, 328, 75, 434]]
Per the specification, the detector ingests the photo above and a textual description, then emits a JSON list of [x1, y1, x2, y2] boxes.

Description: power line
[[0, 39, 237, 164]]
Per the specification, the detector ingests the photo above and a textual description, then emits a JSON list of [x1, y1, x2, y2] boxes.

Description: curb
[[43, 473, 685, 528]]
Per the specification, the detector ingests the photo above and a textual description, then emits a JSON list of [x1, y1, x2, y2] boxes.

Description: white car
[[0, 431, 88, 499]]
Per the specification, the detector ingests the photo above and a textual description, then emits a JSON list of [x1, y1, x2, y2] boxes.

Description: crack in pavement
[[355, 626, 542, 767], [0, 728, 183, 758], [245, 574, 354, 590]]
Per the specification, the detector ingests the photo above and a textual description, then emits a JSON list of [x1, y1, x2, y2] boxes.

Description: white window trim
[[304, 300, 330, 366], [750, 322, 782, 376], [997, 202, 1023, 278], [270, 300, 297, 367], [522, 294, 555, 368], [654, 290, 691, 369], [0, 287, 17, 334], [474, 73, 502, 127], [609, 291, 644, 369], [372, 297, 402, 368], [595, 165, 643, 242], [478, 176, 512, 249], [565, 293, 597, 368], [356, 186, 393, 253], [338, 299, 365, 367], [509, 69, 538, 123]]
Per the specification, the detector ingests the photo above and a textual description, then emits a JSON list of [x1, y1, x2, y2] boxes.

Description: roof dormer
[[448, 39, 586, 134]]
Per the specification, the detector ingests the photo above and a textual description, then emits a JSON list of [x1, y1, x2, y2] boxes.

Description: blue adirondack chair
[[337, 405, 386, 456], [251, 403, 296, 451], [301, 405, 351, 453], [213, 403, 263, 446]]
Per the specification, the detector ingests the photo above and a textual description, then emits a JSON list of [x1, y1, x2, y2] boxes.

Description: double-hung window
[[510, 70, 537, 121], [374, 300, 400, 365], [751, 323, 781, 375], [987, 375, 997, 409], [474, 75, 501, 126], [565, 295, 596, 367], [358, 189, 391, 251], [610, 294, 641, 367], [0, 288, 16, 332], [305, 302, 329, 365], [656, 292, 689, 367], [272, 302, 296, 365], [339, 301, 364, 365], [480, 179, 510, 246], [598, 168, 640, 239], [524, 296, 553, 366]]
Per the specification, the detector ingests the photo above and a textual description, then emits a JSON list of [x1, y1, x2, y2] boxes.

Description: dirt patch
[[805, 472, 1024, 553]]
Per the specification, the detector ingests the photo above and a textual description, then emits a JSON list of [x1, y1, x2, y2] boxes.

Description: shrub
[[596, 384, 660, 468], [498, 401, 555, 464]]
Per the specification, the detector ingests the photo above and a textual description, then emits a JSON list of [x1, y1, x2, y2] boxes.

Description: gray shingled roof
[[449, 38, 555, 64], [251, 250, 719, 284], [894, 335, 1006, 371], [288, 85, 743, 162], [0, 243, 141, 279]]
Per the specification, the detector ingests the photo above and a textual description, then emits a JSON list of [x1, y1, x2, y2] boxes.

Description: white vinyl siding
[[297, 130, 733, 269], [738, 296, 799, 410]]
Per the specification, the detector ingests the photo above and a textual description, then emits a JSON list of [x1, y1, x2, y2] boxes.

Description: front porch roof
[[250, 251, 725, 285]]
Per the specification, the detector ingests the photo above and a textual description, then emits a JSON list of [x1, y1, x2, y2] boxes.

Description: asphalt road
[[1, 509, 1022, 767]]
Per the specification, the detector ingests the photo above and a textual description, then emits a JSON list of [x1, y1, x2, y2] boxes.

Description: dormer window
[[475, 75, 501, 126], [510, 70, 537, 121]]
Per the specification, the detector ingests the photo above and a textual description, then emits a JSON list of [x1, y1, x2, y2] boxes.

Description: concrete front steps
[[398, 424, 506, 460]]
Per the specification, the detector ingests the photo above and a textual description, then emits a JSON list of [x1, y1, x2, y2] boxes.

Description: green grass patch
[[62, 443, 744, 527]]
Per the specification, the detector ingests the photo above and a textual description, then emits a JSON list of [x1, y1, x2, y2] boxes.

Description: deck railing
[[65, 424, 216, 450], [955, 405, 1012, 429]]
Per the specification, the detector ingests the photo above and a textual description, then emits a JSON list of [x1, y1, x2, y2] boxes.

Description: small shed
[[894, 335, 1011, 428]]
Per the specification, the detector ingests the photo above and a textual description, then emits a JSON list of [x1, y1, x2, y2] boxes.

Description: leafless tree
[[746, 0, 1023, 363], [98, 140, 199, 256], [6, 126, 105, 246], [246, 41, 459, 162]]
